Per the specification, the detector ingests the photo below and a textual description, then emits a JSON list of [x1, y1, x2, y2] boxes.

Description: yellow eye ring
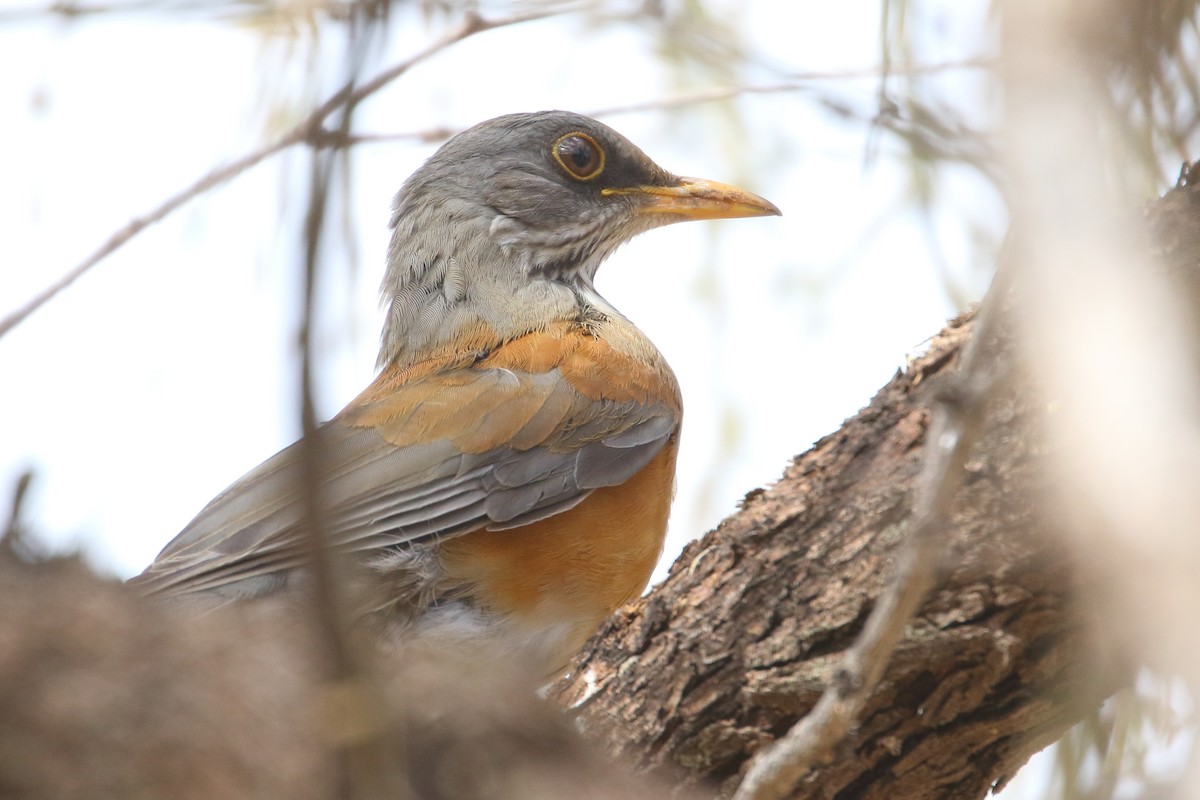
[[552, 131, 605, 181]]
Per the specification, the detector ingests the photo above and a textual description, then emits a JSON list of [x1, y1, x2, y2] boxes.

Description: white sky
[[0, 1, 998, 583]]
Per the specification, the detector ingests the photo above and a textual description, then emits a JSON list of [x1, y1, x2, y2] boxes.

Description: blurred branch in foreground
[[1004, 2, 1200, 795]]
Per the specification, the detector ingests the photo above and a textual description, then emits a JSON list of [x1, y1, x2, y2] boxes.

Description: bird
[[130, 110, 780, 674]]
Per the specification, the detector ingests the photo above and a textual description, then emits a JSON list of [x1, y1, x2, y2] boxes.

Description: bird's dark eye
[[552, 132, 605, 181]]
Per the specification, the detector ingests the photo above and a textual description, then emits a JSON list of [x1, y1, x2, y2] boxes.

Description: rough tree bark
[[4, 177, 1199, 799], [552, 313, 1109, 799], [550, 174, 1200, 799]]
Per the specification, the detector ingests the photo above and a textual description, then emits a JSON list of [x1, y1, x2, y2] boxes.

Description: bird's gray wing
[[129, 358, 680, 600]]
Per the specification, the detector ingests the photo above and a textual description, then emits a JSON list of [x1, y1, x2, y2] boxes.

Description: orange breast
[[438, 434, 679, 652]]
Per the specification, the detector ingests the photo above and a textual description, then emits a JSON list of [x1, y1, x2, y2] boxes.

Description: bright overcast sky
[[0, 1, 998, 585]]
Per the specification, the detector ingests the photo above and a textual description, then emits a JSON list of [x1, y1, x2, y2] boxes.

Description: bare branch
[[290, 12, 417, 796], [0, 0, 400, 24], [319, 58, 993, 148], [593, 59, 992, 116], [0, 5, 568, 342], [1, 471, 35, 554]]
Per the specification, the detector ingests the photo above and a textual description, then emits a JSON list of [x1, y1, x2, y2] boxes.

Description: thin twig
[[320, 58, 993, 148], [297, 61, 361, 800], [592, 58, 992, 116], [0, 6, 565, 342], [1, 470, 34, 555], [294, 9, 414, 797], [732, 266, 1014, 800]]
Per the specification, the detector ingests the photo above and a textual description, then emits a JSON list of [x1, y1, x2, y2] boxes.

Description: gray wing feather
[[483, 465, 575, 523], [131, 372, 677, 601], [491, 447, 571, 487], [485, 491, 592, 531], [605, 415, 677, 448]]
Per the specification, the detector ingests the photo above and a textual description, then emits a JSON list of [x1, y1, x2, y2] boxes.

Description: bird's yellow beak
[[603, 177, 781, 220]]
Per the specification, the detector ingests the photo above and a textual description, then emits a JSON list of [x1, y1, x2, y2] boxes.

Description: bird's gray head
[[378, 110, 779, 368]]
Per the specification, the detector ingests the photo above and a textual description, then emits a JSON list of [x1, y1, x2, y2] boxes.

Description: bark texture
[[552, 313, 1105, 799]]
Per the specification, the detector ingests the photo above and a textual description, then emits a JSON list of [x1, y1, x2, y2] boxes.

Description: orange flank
[[438, 436, 678, 654]]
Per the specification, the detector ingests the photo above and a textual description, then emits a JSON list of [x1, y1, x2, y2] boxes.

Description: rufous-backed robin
[[131, 111, 779, 674]]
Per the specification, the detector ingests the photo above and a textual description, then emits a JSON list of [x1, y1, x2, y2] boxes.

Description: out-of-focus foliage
[[1046, 677, 1195, 800], [1078, 0, 1200, 188], [880, 0, 1200, 193], [1, 0, 391, 26]]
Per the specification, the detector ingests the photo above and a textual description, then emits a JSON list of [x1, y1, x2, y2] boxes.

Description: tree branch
[[731, 266, 1014, 800], [0, 6, 565, 342]]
